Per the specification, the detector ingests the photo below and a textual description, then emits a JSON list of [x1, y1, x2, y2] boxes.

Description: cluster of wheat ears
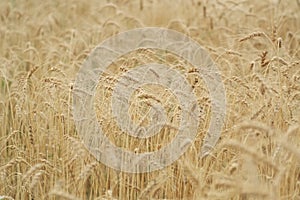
[[0, 0, 299, 199]]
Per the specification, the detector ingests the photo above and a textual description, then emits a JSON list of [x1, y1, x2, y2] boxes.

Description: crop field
[[0, 0, 300, 199]]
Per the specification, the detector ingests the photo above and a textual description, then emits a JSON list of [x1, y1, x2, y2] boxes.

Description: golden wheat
[[0, 0, 299, 199]]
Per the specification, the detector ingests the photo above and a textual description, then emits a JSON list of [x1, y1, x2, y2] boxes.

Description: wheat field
[[0, 0, 300, 199]]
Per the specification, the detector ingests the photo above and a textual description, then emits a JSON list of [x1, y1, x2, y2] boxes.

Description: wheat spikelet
[[277, 37, 282, 49], [230, 76, 250, 89], [250, 104, 266, 120], [1, 130, 19, 144], [221, 140, 279, 171], [239, 32, 266, 42], [120, 16, 143, 29], [237, 121, 274, 136], [277, 125, 300, 161], [225, 49, 242, 57], [269, 176, 282, 200], [0, 196, 14, 200], [239, 186, 270, 199], [99, 3, 118, 19], [49, 189, 80, 200], [251, 73, 272, 95], [270, 56, 288, 66], [22, 163, 45, 182], [138, 173, 168, 199], [28, 124, 34, 145], [39, 158, 55, 169], [49, 66, 67, 77], [23, 46, 38, 56], [102, 20, 121, 36], [1, 157, 29, 171], [271, 23, 278, 43], [212, 158, 271, 198], [179, 160, 201, 191], [203, 5, 207, 18], [47, 13, 60, 29], [167, 19, 187, 33], [29, 170, 47, 191], [278, 141, 300, 161], [260, 51, 269, 67], [76, 161, 98, 183], [290, 60, 300, 68], [214, 176, 237, 188]]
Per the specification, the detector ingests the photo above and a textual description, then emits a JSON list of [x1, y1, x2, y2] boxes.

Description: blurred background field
[[0, 0, 299, 199]]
